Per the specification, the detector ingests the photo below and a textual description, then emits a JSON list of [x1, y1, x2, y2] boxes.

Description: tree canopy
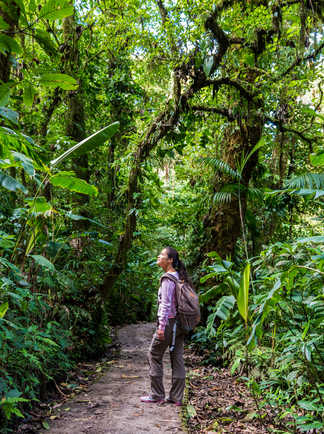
[[0, 0, 323, 431]]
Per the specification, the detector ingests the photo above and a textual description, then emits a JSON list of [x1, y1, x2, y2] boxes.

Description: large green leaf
[[65, 211, 107, 228], [0, 257, 20, 273], [39, 73, 78, 90], [0, 169, 28, 194], [26, 197, 53, 216], [0, 17, 10, 30], [30, 255, 55, 271], [0, 302, 9, 319], [0, 84, 10, 106], [0, 107, 19, 126], [34, 30, 57, 57], [0, 231, 15, 249], [23, 83, 36, 107], [0, 34, 21, 54], [214, 295, 236, 320], [39, 0, 74, 21], [310, 151, 324, 167], [50, 122, 119, 166], [237, 262, 250, 325], [12, 152, 35, 177], [50, 172, 98, 196]]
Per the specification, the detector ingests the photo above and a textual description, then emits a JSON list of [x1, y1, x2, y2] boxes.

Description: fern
[[247, 187, 264, 201], [213, 184, 264, 204], [213, 191, 233, 203], [285, 173, 324, 190], [285, 173, 324, 198], [267, 173, 324, 199], [200, 157, 241, 179]]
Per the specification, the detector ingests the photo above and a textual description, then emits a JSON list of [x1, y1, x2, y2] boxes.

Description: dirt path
[[41, 323, 185, 434]]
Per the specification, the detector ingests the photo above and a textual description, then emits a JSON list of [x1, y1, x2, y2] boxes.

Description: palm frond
[[247, 187, 264, 200], [213, 191, 233, 203], [285, 173, 324, 190], [213, 184, 264, 204], [201, 157, 241, 180]]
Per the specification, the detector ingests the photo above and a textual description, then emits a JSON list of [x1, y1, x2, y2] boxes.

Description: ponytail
[[165, 246, 191, 284]]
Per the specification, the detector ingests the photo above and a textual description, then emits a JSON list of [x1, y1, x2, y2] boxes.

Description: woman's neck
[[163, 265, 176, 273]]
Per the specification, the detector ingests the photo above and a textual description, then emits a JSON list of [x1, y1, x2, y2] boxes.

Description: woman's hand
[[156, 329, 165, 340]]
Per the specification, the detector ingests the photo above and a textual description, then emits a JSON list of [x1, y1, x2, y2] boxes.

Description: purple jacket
[[157, 271, 179, 331]]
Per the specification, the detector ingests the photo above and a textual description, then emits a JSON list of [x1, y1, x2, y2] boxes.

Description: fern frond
[[247, 187, 264, 200], [200, 157, 241, 179], [285, 173, 324, 190], [213, 192, 233, 203]]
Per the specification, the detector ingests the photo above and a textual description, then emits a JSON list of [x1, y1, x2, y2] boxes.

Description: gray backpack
[[160, 273, 201, 333]]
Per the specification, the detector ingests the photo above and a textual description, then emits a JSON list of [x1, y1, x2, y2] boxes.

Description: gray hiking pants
[[148, 318, 186, 402]]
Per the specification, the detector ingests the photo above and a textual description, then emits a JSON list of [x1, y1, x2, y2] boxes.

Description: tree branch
[[282, 40, 324, 76], [204, 11, 229, 76], [191, 105, 235, 121], [156, 0, 178, 56], [156, 0, 167, 26], [206, 78, 254, 100], [265, 116, 316, 144]]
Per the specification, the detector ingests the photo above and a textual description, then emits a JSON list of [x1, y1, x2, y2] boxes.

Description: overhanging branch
[[206, 78, 254, 100], [282, 40, 324, 76], [265, 116, 316, 144], [191, 105, 235, 121]]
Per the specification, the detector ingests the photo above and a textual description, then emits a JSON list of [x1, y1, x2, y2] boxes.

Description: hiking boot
[[140, 396, 165, 404], [166, 398, 182, 406]]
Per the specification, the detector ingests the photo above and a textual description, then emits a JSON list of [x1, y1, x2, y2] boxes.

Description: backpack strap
[[160, 272, 179, 285]]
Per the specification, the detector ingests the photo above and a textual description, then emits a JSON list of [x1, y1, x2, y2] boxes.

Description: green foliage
[[50, 122, 120, 167], [194, 238, 324, 429], [50, 172, 98, 196], [39, 73, 78, 90], [0, 0, 323, 429], [237, 263, 250, 326]]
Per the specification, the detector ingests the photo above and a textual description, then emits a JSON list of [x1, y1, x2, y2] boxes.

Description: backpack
[[160, 273, 200, 333]]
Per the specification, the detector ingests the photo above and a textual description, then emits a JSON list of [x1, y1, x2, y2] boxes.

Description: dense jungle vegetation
[[0, 0, 323, 432]]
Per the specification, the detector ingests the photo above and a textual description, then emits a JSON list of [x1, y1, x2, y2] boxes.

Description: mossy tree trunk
[[203, 111, 263, 258]]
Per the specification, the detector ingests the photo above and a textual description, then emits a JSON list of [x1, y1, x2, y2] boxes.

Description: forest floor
[[16, 323, 278, 434], [32, 323, 184, 434], [184, 350, 272, 433]]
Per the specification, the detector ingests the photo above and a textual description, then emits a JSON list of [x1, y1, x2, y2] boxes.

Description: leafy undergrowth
[[184, 351, 288, 434]]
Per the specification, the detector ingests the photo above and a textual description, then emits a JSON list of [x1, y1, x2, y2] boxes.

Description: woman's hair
[[165, 246, 191, 283]]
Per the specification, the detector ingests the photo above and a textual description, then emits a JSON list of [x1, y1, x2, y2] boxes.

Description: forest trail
[[41, 323, 184, 434]]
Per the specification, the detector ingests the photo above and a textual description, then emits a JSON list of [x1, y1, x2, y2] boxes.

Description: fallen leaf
[[121, 374, 139, 379], [186, 404, 197, 418]]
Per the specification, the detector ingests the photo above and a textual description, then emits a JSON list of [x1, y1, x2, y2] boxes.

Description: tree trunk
[[0, 2, 20, 82], [203, 116, 263, 258], [99, 8, 231, 298], [62, 13, 88, 182]]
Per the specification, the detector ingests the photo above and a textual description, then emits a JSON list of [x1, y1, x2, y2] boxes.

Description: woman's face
[[157, 248, 172, 269]]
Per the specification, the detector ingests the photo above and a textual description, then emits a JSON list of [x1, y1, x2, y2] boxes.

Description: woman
[[140, 246, 189, 406]]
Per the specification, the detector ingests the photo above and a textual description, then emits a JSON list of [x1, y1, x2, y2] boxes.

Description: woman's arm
[[158, 278, 175, 332]]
